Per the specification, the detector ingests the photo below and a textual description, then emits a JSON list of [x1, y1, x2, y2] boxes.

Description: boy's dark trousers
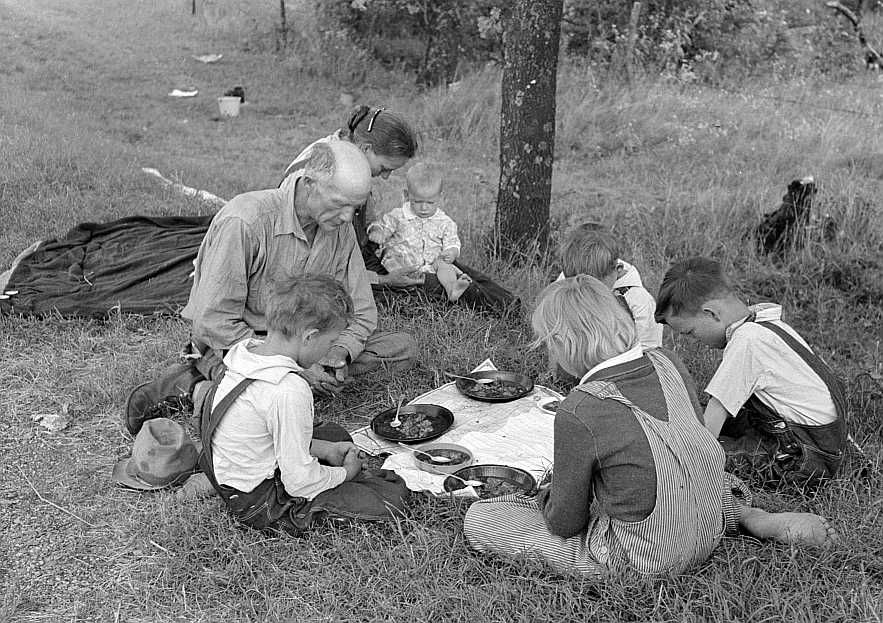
[[719, 321, 848, 489], [198, 378, 410, 534]]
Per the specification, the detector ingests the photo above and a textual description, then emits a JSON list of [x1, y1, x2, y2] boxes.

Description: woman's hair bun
[[347, 105, 372, 133]]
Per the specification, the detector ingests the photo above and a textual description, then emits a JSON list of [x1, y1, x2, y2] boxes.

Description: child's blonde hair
[[406, 162, 443, 196], [559, 223, 621, 279], [266, 275, 353, 337], [531, 275, 636, 376]]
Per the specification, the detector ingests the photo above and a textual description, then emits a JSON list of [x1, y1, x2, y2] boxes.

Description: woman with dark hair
[[280, 105, 518, 316]]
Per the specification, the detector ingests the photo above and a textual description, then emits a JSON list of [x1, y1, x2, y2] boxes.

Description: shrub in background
[[315, 0, 505, 85], [313, 0, 883, 85]]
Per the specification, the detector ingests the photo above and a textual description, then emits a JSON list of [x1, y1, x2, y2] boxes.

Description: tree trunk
[[495, 0, 563, 262]]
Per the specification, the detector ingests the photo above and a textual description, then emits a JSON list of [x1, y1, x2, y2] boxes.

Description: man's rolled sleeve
[[186, 217, 257, 350]]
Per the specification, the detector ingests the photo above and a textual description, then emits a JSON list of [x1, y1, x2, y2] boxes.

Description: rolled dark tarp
[[1, 215, 212, 318]]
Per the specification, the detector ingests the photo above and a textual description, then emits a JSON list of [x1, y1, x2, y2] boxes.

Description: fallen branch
[[141, 167, 227, 208], [825, 1, 883, 68], [19, 468, 101, 528]]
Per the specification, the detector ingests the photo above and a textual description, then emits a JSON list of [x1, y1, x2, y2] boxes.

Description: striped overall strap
[[575, 350, 727, 573]]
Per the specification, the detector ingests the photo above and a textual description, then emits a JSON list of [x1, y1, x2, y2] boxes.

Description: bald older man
[[126, 141, 416, 435]]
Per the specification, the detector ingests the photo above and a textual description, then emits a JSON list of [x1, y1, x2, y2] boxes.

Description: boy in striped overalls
[[655, 257, 848, 489]]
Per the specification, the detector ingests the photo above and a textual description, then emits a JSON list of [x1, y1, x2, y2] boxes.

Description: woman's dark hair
[[345, 105, 417, 159]]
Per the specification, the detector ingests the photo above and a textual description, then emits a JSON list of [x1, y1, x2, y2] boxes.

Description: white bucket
[[217, 96, 241, 117]]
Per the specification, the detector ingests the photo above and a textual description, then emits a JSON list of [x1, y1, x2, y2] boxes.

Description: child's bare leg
[[738, 505, 838, 547], [435, 260, 472, 302]]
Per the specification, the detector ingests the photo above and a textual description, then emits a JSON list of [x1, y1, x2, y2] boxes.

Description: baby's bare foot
[[449, 275, 473, 302]]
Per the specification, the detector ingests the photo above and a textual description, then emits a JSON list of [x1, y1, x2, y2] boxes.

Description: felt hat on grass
[[113, 417, 198, 491]]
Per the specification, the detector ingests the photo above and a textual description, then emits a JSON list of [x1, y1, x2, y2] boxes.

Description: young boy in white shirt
[[558, 223, 664, 349], [198, 275, 409, 533], [367, 162, 473, 302], [655, 257, 847, 488]]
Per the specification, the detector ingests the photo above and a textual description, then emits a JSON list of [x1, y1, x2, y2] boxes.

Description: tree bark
[[494, 0, 563, 262], [624, 2, 642, 83]]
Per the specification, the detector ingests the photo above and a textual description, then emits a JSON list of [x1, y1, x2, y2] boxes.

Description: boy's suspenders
[[198, 378, 255, 497], [746, 320, 848, 481], [612, 286, 635, 320], [196, 375, 313, 533], [752, 321, 848, 421]]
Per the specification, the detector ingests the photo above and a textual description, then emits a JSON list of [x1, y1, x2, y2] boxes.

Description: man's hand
[[297, 364, 341, 396], [317, 345, 350, 383], [377, 267, 425, 288]]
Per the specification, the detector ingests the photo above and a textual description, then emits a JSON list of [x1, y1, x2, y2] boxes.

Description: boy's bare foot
[[774, 512, 839, 546], [448, 274, 473, 302], [740, 507, 839, 547]]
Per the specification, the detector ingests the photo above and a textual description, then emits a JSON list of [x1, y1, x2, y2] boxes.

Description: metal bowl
[[370, 403, 454, 444], [412, 442, 474, 475], [443, 464, 537, 497], [453, 370, 534, 403]]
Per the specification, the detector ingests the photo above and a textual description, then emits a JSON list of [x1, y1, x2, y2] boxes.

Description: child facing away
[[558, 222, 664, 350], [463, 275, 837, 577], [198, 275, 409, 533], [367, 162, 473, 302], [655, 257, 848, 488]]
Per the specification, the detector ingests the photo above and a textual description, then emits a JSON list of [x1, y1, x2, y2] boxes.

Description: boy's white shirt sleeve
[[704, 331, 767, 418], [623, 287, 664, 349], [269, 378, 347, 499]]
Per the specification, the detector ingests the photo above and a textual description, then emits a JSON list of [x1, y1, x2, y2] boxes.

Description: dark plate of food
[[453, 370, 534, 403], [443, 464, 537, 498], [370, 404, 454, 444]]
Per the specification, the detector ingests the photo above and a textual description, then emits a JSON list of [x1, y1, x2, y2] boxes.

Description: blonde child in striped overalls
[[463, 276, 836, 577]]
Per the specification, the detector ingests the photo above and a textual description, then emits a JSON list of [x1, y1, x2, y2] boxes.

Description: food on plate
[[420, 448, 470, 466], [466, 380, 526, 399], [477, 477, 526, 498], [376, 411, 436, 439], [448, 476, 528, 499]]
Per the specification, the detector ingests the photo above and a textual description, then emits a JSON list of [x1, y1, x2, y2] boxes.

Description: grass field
[[1, 0, 882, 621]]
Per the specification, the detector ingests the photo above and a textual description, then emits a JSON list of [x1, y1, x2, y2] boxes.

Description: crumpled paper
[[32, 403, 71, 432], [193, 54, 223, 63], [174, 473, 216, 502], [168, 88, 199, 98]]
